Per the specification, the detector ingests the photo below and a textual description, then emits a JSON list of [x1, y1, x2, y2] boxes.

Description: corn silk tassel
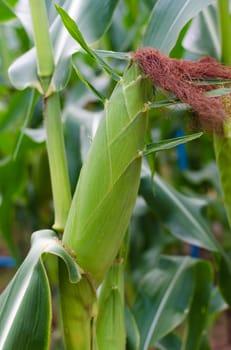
[[133, 47, 231, 227], [63, 63, 153, 285], [133, 48, 231, 134]]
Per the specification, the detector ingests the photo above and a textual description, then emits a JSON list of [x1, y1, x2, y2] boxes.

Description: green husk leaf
[[63, 64, 153, 284]]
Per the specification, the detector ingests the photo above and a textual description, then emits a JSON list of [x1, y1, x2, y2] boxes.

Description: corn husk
[[63, 63, 153, 284]]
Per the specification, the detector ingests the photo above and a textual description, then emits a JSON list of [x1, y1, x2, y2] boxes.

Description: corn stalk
[[214, 0, 231, 227], [29, 0, 71, 231]]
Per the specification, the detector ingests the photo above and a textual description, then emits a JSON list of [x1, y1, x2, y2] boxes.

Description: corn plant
[[1, 0, 231, 349]]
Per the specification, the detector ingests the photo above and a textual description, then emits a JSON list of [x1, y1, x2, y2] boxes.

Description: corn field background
[[1, 0, 231, 349]]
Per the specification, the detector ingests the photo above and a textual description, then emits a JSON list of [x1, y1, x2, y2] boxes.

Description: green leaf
[[216, 254, 231, 307], [143, 0, 214, 54], [209, 286, 227, 315], [142, 132, 202, 156], [0, 0, 16, 22], [72, 53, 106, 102], [183, 162, 221, 193], [94, 49, 130, 60], [125, 305, 140, 350], [0, 230, 81, 350], [157, 333, 181, 350], [9, 0, 119, 92], [0, 89, 34, 133], [13, 89, 38, 160], [140, 171, 220, 251], [183, 4, 220, 59], [63, 104, 83, 194], [148, 98, 179, 109], [182, 261, 213, 350], [56, 4, 120, 81], [8, 48, 44, 93], [133, 256, 195, 350], [55, 4, 95, 57], [206, 87, 231, 97], [0, 195, 17, 258], [147, 85, 231, 117], [0, 155, 28, 257]]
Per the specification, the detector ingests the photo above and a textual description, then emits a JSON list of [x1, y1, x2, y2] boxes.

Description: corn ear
[[63, 63, 153, 284], [96, 262, 125, 350]]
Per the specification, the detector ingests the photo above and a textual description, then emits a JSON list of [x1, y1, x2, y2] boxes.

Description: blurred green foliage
[[0, 0, 231, 349]]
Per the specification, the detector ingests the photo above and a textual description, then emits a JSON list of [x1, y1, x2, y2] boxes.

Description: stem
[[44, 93, 71, 232], [217, 0, 231, 64], [29, 0, 54, 84], [59, 260, 97, 350], [214, 1, 231, 248]]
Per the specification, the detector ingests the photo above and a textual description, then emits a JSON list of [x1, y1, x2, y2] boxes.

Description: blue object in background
[[190, 244, 200, 258], [0, 256, 16, 268], [175, 128, 189, 171], [174, 128, 199, 258]]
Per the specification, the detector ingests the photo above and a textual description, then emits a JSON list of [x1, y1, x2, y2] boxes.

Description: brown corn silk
[[133, 48, 231, 134]]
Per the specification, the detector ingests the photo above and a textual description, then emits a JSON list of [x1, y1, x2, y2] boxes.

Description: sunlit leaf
[[0, 230, 81, 350]]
